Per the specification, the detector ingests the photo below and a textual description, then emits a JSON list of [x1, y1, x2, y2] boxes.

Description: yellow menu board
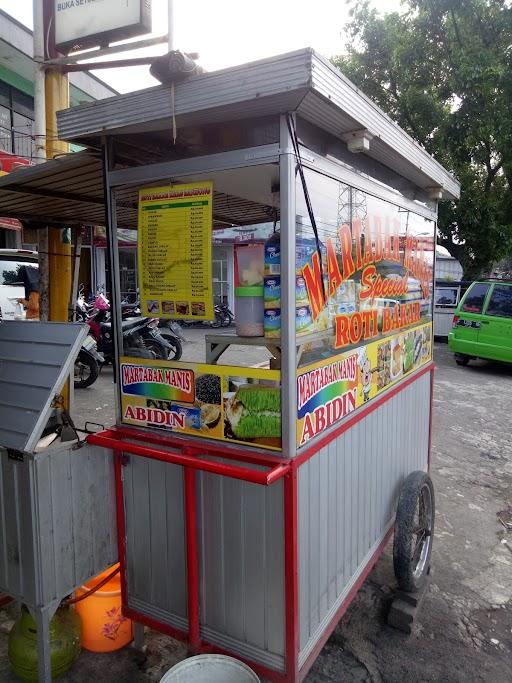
[[138, 182, 214, 319]]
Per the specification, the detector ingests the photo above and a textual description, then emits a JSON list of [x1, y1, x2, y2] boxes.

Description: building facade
[[0, 8, 117, 249]]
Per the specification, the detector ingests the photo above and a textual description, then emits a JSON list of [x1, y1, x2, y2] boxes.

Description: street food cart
[[53, 49, 459, 681]]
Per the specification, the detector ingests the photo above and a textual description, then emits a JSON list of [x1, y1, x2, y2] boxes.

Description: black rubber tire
[[157, 332, 183, 361], [455, 354, 470, 366], [393, 471, 435, 593], [144, 339, 168, 360], [74, 351, 99, 389]]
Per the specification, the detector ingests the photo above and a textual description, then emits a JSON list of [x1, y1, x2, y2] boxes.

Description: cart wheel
[[393, 471, 434, 593], [455, 354, 470, 366]]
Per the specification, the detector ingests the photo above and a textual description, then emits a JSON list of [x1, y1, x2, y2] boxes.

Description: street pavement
[[0, 342, 511, 681]]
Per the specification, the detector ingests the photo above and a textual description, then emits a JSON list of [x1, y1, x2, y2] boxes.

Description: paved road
[[1, 343, 511, 681]]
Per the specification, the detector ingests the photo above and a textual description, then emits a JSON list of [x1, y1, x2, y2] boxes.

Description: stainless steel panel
[[123, 455, 188, 620], [298, 372, 431, 661], [198, 467, 285, 668], [122, 455, 285, 669], [0, 444, 117, 606]]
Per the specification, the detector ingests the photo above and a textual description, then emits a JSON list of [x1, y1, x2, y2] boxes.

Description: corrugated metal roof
[[57, 50, 311, 141], [308, 53, 461, 199], [0, 321, 87, 452], [0, 152, 114, 227], [57, 48, 460, 200], [0, 151, 279, 228]]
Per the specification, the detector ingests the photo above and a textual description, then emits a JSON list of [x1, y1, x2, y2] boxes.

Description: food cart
[[53, 49, 459, 681]]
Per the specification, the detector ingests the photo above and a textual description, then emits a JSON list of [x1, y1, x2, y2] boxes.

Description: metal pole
[[168, 0, 175, 51], [33, 0, 46, 164], [280, 115, 297, 459], [34, 1, 49, 320]]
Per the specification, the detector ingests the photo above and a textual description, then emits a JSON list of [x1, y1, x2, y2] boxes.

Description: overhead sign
[[54, 0, 152, 53]]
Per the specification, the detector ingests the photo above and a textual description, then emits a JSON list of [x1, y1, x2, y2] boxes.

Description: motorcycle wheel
[[74, 351, 99, 389], [211, 313, 222, 328], [221, 313, 233, 327], [156, 333, 183, 361]]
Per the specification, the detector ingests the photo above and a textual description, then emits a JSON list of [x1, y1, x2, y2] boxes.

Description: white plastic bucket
[[159, 654, 260, 683]]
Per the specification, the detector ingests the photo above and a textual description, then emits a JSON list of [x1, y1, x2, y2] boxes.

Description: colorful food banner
[[296, 322, 432, 447], [120, 357, 281, 451], [138, 182, 214, 320]]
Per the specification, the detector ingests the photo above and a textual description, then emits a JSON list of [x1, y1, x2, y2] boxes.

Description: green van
[[448, 280, 512, 365]]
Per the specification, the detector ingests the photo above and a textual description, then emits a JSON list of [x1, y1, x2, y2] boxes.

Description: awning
[[0, 151, 134, 228], [0, 217, 22, 231], [0, 150, 279, 230]]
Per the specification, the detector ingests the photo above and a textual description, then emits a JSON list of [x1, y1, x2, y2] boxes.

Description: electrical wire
[[286, 114, 326, 302]]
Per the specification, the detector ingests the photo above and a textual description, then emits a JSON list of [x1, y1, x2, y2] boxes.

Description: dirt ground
[[0, 342, 511, 682]]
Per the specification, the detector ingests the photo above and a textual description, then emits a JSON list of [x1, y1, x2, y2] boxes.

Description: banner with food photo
[[296, 322, 432, 447], [120, 357, 282, 451]]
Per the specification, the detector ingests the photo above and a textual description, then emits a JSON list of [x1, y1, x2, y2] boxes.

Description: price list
[[138, 182, 214, 320]]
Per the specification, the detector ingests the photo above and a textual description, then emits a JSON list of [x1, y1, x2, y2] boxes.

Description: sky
[[0, 0, 403, 93]]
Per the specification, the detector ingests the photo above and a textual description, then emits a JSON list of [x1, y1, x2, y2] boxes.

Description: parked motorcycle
[[86, 291, 181, 362], [74, 336, 104, 389], [120, 299, 185, 360], [213, 302, 234, 328]]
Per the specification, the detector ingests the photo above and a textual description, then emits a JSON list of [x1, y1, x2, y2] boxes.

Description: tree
[[332, 0, 512, 278]]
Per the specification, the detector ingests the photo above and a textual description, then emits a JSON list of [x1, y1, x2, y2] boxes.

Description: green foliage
[[333, 0, 512, 278]]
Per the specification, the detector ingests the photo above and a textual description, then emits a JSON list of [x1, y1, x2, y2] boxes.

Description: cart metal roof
[[57, 48, 460, 200], [0, 48, 459, 229], [0, 321, 87, 452]]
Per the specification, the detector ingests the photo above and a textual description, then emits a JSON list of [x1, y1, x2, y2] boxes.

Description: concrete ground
[[1, 341, 511, 681]]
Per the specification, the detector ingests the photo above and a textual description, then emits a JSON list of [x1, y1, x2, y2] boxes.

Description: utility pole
[[33, 0, 49, 320], [168, 0, 175, 51], [33, 0, 72, 407]]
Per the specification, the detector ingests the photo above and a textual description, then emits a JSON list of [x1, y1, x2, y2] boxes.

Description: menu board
[[138, 182, 214, 319]]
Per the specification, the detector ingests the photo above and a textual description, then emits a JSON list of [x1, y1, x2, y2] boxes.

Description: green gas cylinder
[[8, 605, 81, 681]]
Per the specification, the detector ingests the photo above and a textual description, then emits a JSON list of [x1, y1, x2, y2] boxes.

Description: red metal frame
[[98, 364, 434, 683], [89, 429, 289, 486], [110, 424, 288, 466], [427, 365, 435, 473], [184, 468, 201, 652]]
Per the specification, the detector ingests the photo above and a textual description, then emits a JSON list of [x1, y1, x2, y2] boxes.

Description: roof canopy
[[57, 48, 460, 201], [0, 151, 280, 229], [0, 49, 460, 229]]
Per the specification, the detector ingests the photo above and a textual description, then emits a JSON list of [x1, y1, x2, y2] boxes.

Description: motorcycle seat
[[101, 318, 145, 332]]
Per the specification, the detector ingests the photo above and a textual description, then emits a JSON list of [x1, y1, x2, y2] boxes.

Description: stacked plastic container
[[234, 244, 265, 337], [263, 230, 329, 338]]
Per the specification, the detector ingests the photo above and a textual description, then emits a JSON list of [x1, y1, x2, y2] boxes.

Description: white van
[[0, 249, 38, 320]]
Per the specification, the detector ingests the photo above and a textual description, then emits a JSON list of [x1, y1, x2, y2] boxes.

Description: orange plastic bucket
[[74, 564, 133, 652]]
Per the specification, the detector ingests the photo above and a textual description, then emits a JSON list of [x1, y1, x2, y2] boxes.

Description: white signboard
[[54, 0, 151, 52]]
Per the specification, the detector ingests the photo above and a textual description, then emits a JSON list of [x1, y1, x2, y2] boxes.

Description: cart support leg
[[284, 468, 299, 681], [134, 622, 145, 649], [35, 607, 52, 683], [184, 466, 201, 652]]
